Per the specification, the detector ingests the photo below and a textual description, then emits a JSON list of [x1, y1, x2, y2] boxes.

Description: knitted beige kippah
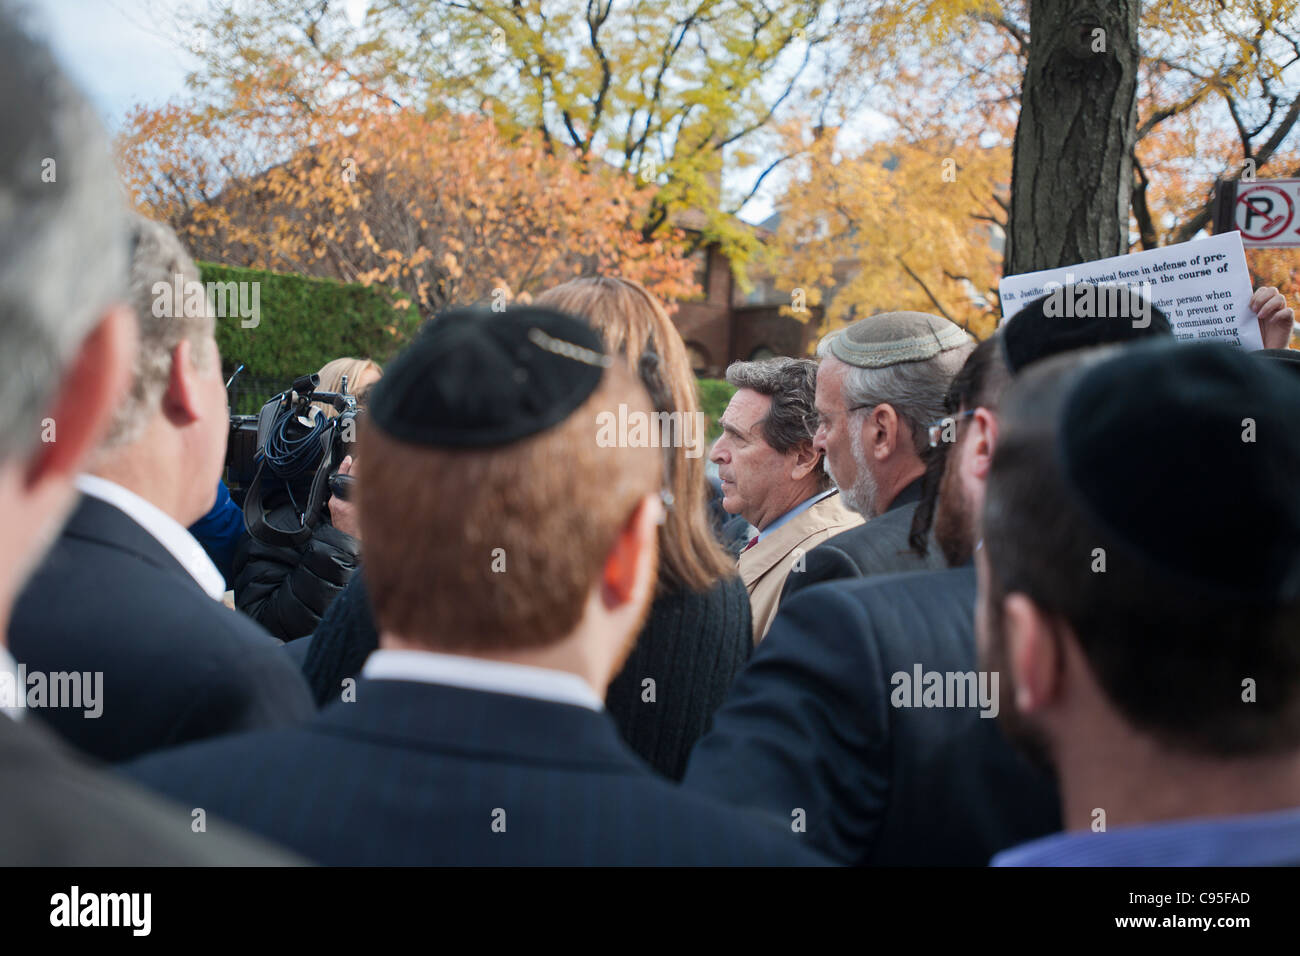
[[823, 311, 971, 368]]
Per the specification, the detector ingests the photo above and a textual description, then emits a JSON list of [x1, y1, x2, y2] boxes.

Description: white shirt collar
[[0, 645, 23, 721], [362, 649, 604, 712], [75, 474, 226, 601]]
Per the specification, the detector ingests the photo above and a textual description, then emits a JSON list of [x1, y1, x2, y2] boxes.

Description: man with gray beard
[[685, 290, 1179, 864], [778, 312, 969, 605], [685, 324, 1058, 864], [685, 285, 1293, 865]]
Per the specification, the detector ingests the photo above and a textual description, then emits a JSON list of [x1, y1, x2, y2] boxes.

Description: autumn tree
[[160, 0, 846, 276], [129, 0, 1300, 340], [770, 0, 1300, 339], [118, 78, 697, 315], [769, 128, 1009, 338]]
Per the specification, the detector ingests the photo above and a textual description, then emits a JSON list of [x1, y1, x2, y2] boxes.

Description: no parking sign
[[1233, 179, 1300, 247]]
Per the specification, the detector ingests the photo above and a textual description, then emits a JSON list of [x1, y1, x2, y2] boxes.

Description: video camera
[[226, 371, 363, 547]]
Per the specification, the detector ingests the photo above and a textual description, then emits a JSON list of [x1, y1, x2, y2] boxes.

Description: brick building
[[667, 213, 822, 378]]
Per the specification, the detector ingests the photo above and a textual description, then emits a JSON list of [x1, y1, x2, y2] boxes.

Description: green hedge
[[200, 259, 740, 429], [199, 262, 422, 412], [697, 377, 734, 443]]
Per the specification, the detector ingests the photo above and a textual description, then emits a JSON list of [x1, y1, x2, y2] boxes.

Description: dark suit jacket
[[683, 566, 1061, 865], [124, 678, 830, 866], [9, 495, 315, 763], [0, 711, 298, 864], [778, 478, 944, 605]]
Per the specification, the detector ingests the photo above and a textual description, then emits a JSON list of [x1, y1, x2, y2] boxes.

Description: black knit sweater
[[301, 572, 753, 780], [604, 575, 752, 779]]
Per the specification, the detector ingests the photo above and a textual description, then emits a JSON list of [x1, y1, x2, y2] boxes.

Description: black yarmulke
[[1002, 284, 1172, 374], [368, 306, 610, 448], [1059, 341, 1300, 603]]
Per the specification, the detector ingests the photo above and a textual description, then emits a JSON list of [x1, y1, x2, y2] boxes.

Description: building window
[[692, 247, 710, 299], [733, 274, 777, 307]]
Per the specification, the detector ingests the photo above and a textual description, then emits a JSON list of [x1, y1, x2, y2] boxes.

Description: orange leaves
[[121, 96, 696, 315], [770, 123, 1006, 339]]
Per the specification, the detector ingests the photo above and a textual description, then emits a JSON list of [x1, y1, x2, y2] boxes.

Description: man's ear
[[601, 493, 661, 608], [1001, 592, 1062, 715], [867, 403, 901, 460], [22, 304, 136, 491], [161, 338, 203, 425], [966, 407, 999, 481], [789, 440, 821, 481]]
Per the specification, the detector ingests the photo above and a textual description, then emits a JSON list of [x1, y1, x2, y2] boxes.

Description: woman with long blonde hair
[[535, 276, 751, 779]]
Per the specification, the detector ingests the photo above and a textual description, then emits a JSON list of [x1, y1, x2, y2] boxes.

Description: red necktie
[[742, 535, 759, 553]]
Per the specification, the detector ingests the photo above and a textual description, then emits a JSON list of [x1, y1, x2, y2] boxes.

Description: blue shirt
[[757, 488, 837, 542], [187, 480, 245, 589], [992, 805, 1300, 866]]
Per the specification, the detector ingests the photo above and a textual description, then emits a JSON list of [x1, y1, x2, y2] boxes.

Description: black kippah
[[368, 306, 610, 447], [1059, 341, 1300, 604], [1002, 284, 1172, 375]]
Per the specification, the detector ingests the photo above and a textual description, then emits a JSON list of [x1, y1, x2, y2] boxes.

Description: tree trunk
[[1004, 0, 1140, 275]]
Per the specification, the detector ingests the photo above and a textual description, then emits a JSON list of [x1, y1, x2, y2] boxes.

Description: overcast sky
[[32, 0, 200, 130]]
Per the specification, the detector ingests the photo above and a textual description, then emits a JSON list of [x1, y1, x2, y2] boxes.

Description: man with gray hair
[[779, 312, 972, 604], [9, 214, 313, 762], [0, 2, 294, 862], [710, 357, 862, 640]]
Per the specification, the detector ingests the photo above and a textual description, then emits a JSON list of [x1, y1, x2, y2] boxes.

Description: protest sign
[[998, 232, 1263, 350]]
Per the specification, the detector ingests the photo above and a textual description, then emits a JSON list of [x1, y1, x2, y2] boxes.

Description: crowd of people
[[3, 5, 1300, 866]]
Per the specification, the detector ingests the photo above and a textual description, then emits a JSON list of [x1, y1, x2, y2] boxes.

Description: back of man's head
[[0, 5, 135, 600], [359, 307, 661, 658], [100, 215, 216, 449], [983, 341, 1300, 759], [918, 288, 1175, 563], [0, 4, 127, 465], [1000, 284, 1172, 376], [956, 283, 1172, 421]]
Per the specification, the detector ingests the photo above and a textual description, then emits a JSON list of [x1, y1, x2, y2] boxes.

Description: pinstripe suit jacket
[[9, 495, 314, 763], [121, 677, 829, 866], [685, 566, 1060, 865]]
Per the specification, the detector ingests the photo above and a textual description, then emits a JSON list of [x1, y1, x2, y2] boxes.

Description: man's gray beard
[[831, 428, 879, 519]]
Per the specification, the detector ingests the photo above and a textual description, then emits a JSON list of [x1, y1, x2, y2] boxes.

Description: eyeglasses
[[926, 409, 976, 449], [802, 403, 876, 437]]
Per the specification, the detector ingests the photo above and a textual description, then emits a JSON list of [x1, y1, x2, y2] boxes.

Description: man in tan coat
[[710, 358, 862, 641]]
